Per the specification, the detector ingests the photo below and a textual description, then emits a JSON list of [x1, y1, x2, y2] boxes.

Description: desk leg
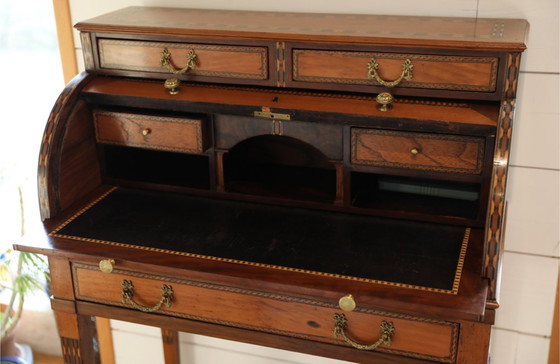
[[53, 308, 100, 364], [161, 329, 181, 364]]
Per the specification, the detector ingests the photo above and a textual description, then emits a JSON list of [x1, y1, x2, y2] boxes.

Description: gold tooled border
[[50, 187, 469, 295]]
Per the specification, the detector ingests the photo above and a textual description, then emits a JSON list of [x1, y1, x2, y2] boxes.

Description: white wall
[[69, 1, 560, 363]]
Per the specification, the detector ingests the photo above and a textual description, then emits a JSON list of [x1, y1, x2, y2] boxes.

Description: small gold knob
[[376, 92, 394, 112], [164, 77, 180, 95], [99, 259, 115, 274], [410, 148, 420, 155], [142, 128, 151, 136], [338, 294, 356, 312]]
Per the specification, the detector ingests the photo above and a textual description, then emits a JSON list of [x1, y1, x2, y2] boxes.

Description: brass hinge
[[253, 111, 291, 120]]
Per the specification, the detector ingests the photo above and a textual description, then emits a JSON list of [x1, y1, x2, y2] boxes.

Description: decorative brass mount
[[121, 280, 173, 313], [99, 259, 115, 274], [333, 313, 394, 351], [338, 294, 357, 312], [376, 92, 395, 112], [164, 78, 181, 95], [160, 48, 197, 75], [367, 58, 414, 88], [160, 48, 197, 94]]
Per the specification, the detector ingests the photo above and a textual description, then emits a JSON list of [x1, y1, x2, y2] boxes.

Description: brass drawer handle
[[160, 48, 197, 75], [142, 128, 152, 136], [99, 259, 115, 274], [121, 280, 173, 313], [368, 58, 413, 88], [333, 313, 394, 351]]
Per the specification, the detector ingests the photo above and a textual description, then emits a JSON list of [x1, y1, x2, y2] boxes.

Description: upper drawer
[[94, 111, 207, 154], [351, 128, 485, 174], [291, 49, 499, 96], [97, 39, 269, 83]]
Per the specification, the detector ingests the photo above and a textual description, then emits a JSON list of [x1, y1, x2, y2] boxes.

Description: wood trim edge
[[53, 0, 78, 84]]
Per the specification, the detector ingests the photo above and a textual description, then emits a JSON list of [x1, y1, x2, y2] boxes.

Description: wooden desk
[[16, 7, 528, 363]]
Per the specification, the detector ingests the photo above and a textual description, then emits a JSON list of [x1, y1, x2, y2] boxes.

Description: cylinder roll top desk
[[16, 7, 528, 364]]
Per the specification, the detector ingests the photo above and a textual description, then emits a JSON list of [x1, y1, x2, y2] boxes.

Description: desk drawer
[[351, 128, 484, 174], [292, 49, 498, 94], [98, 39, 268, 81], [94, 111, 206, 154], [73, 263, 459, 362]]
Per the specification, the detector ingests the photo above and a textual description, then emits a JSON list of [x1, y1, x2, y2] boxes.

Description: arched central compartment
[[223, 135, 337, 203]]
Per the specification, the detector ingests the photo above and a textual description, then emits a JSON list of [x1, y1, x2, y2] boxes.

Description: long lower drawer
[[73, 263, 459, 362]]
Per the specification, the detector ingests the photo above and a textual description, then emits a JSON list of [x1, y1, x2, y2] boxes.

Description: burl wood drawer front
[[351, 129, 484, 174], [292, 49, 498, 93], [94, 111, 205, 154], [73, 263, 458, 362], [98, 39, 268, 80]]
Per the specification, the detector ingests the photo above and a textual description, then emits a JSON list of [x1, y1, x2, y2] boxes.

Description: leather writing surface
[[55, 188, 467, 292]]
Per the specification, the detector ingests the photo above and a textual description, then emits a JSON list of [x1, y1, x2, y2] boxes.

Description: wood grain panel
[[293, 50, 498, 92], [73, 264, 459, 363], [351, 129, 484, 174], [94, 111, 205, 154], [98, 39, 268, 80]]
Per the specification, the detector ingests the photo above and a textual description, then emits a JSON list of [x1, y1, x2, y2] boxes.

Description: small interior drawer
[[72, 263, 459, 362], [292, 49, 499, 94], [98, 39, 269, 81], [351, 128, 485, 174], [94, 111, 206, 154]]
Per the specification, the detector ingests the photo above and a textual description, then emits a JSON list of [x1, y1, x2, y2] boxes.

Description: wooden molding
[[549, 270, 559, 364], [52, 0, 78, 84]]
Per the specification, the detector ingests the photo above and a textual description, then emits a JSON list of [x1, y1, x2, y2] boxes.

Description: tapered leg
[[161, 329, 181, 364], [53, 307, 100, 364]]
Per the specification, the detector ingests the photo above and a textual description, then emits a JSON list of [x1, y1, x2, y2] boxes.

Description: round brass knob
[[164, 77, 180, 95], [375, 92, 394, 112], [142, 128, 152, 136], [338, 294, 357, 312], [99, 259, 115, 274], [410, 148, 420, 155]]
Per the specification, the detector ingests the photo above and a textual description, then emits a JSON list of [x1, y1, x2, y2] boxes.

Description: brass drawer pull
[[333, 313, 394, 351], [368, 58, 413, 88], [121, 280, 173, 313], [410, 148, 420, 155], [99, 259, 115, 274], [160, 48, 197, 75], [142, 128, 152, 136]]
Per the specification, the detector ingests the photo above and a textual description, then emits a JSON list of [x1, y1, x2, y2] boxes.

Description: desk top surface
[[76, 6, 528, 51]]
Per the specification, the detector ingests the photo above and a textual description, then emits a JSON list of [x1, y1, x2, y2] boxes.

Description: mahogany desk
[[16, 7, 528, 363]]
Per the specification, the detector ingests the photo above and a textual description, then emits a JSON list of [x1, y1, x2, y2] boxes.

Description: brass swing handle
[[121, 280, 173, 313], [367, 58, 413, 88], [160, 48, 197, 75], [333, 313, 395, 351]]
